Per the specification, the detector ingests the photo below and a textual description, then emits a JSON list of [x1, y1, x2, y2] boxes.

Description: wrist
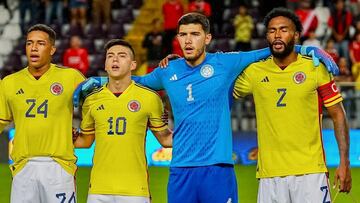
[[339, 158, 350, 167]]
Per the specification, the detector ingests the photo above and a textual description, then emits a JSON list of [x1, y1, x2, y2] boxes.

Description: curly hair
[[263, 7, 303, 33]]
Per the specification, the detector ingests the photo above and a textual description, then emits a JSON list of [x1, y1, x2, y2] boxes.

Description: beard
[[183, 47, 205, 62], [269, 37, 295, 59]]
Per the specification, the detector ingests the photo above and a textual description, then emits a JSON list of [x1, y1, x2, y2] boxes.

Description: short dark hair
[[177, 12, 210, 33], [263, 7, 303, 33], [27, 24, 56, 45], [104, 39, 135, 59]]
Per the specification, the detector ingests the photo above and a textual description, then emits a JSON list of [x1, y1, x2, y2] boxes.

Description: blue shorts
[[168, 164, 238, 203]]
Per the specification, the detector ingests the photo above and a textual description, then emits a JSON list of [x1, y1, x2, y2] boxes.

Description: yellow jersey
[[80, 81, 168, 197], [0, 64, 85, 176], [234, 55, 343, 178]]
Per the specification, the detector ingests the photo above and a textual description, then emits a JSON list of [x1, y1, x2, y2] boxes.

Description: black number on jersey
[[276, 88, 287, 107], [25, 99, 48, 118], [55, 192, 76, 203], [107, 116, 127, 135], [320, 186, 330, 203]]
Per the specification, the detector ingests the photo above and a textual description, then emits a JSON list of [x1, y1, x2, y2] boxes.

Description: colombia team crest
[[128, 100, 141, 112], [293, 71, 306, 84], [200, 64, 214, 78], [50, 82, 63, 95]]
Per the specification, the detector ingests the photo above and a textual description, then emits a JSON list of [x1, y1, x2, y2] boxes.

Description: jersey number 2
[[320, 186, 330, 203], [25, 99, 48, 118], [276, 88, 287, 107], [107, 117, 127, 135]]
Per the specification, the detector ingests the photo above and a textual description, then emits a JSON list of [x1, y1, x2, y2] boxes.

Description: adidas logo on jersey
[[96, 104, 105, 110], [170, 74, 178, 81], [227, 198, 232, 203], [16, 88, 24, 95], [261, 76, 269, 82]]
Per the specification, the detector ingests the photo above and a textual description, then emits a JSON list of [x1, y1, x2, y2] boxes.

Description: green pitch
[[0, 164, 359, 203]]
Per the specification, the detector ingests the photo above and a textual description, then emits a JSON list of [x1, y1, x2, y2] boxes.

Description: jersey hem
[[256, 168, 328, 178]]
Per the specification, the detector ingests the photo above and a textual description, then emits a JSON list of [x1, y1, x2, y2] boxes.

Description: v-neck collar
[[25, 64, 55, 82], [104, 80, 135, 99]]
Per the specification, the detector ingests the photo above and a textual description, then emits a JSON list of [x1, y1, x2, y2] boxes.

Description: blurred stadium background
[[0, 0, 360, 202]]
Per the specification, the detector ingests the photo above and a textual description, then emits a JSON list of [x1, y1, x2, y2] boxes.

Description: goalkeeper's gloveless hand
[[295, 45, 340, 75], [73, 77, 108, 108]]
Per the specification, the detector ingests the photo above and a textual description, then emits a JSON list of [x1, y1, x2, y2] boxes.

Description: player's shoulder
[[133, 82, 161, 99], [167, 58, 186, 68], [297, 55, 322, 69], [299, 55, 314, 64], [53, 64, 85, 77], [247, 56, 272, 68], [86, 86, 105, 99], [83, 86, 106, 106], [1, 68, 27, 83]]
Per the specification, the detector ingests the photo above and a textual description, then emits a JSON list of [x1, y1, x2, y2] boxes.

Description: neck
[[186, 52, 206, 67], [107, 77, 132, 93], [28, 63, 51, 78], [273, 52, 298, 67]]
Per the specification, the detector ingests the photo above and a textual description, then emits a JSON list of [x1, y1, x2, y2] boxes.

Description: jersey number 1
[[186, 84, 194, 101]]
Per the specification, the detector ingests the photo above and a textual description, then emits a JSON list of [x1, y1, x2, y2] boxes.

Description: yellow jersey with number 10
[[81, 81, 167, 197], [234, 55, 343, 178], [0, 64, 85, 176]]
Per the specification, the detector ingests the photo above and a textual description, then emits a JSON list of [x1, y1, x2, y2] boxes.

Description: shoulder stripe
[[55, 65, 86, 78], [85, 87, 104, 99], [301, 56, 312, 60], [55, 65, 69, 69], [260, 56, 273, 62], [134, 83, 161, 97]]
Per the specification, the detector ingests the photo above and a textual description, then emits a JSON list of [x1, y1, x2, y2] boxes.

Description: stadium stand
[[1, 0, 360, 130]]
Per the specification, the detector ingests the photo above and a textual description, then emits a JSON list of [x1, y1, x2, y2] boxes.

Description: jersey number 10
[[107, 117, 127, 135]]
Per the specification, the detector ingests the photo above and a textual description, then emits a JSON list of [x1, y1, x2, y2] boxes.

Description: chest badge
[[50, 82, 63, 95], [128, 100, 141, 112], [200, 64, 214, 78], [293, 72, 306, 84]]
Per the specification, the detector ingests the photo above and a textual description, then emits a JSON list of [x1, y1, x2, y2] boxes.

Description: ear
[[130, 60, 137, 71], [205, 33, 212, 45], [50, 46, 56, 56]]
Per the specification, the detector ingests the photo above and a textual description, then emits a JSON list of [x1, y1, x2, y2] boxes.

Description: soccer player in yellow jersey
[[0, 24, 85, 203], [73, 39, 172, 203], [233, 8, 351, 202]]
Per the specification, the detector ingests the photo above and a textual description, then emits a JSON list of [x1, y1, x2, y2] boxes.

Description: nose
[[274, 30, 281, 38], [185, 34, 192, 44], [113, 55, 119, 62], [30, 44, 38, 51]]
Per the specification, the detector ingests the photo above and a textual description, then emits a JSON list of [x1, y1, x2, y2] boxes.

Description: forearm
[[153, 129, 173, 148], [247, 47, 271, 63], [74, 133, 95, 148], [328, 104, 350, 165]]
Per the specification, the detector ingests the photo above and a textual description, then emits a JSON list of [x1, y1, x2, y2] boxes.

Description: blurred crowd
[[1, 0, 360, 129]]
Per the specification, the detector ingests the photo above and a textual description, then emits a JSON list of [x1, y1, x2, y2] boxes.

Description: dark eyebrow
[[107, 51, 128, 56]]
